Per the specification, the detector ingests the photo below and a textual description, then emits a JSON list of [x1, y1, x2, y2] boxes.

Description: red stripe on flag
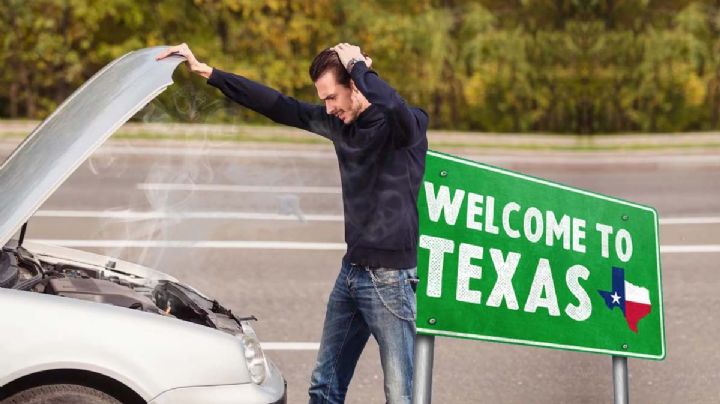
[[625, 301, 651, 332]]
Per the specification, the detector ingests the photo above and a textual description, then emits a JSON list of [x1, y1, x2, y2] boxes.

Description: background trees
[[2, 0, 719, 133]]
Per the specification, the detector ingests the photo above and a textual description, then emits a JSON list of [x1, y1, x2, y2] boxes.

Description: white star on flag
[[611, 292, 621, 304]]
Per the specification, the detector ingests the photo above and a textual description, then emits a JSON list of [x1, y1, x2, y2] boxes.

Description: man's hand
[[156, 43, 213, 79], [331, 43, 372, 72]]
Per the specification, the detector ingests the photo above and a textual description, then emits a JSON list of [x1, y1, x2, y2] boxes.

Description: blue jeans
[[308, 261, 418, 404]]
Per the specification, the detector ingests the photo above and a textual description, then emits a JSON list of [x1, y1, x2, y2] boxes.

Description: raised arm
[[205, 69, 335, 139], [156, 44, 336, 140], [332, 43, 427, 147]]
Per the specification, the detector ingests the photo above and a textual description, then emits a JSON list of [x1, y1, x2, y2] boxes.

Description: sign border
[[417, 150, 666, 360]]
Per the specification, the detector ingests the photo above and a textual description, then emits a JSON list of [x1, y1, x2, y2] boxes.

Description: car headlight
[[239, 325, 268, 385]]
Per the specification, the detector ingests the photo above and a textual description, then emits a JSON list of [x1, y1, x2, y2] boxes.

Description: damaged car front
[[0, 47, 286, 404]]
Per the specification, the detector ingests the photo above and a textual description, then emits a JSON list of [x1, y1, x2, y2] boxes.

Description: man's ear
[[349, 79, 359, 93]]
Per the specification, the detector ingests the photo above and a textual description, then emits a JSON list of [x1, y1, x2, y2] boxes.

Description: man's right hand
[[156, 43, 213, 79]]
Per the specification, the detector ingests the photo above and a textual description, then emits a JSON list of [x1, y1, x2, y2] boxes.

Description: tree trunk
[[9, 83, 18, 118]]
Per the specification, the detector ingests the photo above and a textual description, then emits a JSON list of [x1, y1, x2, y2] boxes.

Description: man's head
[[309, 48, 369, 124]]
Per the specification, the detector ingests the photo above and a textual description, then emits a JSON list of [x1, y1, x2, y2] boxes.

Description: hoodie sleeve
[[349, 61, 427, 148], [207, 68, 338, 141]]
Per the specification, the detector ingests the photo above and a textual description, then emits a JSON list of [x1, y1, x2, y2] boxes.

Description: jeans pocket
[[369, 268, 416, 322], [371, 267, 403, 285], [406, 268, 419, 293]]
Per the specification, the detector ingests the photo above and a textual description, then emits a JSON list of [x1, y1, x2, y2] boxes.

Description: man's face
[[315, 71, 362, 124]]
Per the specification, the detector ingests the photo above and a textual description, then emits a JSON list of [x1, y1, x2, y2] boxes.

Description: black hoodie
[[207, 61, 428, 268]]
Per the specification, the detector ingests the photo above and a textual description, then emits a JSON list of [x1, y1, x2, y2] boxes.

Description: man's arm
[[206, 69, 335, 139], [156, 44, 336, 140], [333, 43, 427, 148]]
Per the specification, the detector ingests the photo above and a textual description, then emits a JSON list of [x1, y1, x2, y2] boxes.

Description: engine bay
[[0, 244, 251, 336]]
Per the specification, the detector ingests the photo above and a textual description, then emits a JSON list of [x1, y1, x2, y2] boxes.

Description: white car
[[0, 47, 286, 404]]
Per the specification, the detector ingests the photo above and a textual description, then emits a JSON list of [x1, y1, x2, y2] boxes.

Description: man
[[157, 42, 428, 404]]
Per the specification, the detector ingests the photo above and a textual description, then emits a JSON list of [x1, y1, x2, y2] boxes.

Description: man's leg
[[309, 262, 371, 404], [357, 267, 417, 404]]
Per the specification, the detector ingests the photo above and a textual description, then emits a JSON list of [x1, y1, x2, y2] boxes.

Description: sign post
[[613, 356, 629, 404], [412, 334, 434, 404], [412, 151, 665, 403]]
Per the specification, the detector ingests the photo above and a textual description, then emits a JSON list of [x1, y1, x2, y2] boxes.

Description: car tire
[[1, 384, 122, 404], [0, 253, 18, 289]]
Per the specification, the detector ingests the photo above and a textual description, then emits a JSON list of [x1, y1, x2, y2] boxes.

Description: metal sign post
[[412, 334, 435, 404], [412, 339, 632, 404], [613, 356, 629, 404]]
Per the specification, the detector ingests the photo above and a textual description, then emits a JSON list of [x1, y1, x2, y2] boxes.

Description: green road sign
[[416, 151, 665, 360]]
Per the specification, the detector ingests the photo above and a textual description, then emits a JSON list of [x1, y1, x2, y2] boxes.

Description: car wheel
[[1, 384, 122, 404]]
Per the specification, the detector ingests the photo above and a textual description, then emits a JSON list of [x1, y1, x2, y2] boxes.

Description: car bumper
[[149, 362, 286, 404], [149, 380, 286, 404]]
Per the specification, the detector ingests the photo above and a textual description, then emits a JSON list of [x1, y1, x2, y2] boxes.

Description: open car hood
[[0, 47, 184, 248]]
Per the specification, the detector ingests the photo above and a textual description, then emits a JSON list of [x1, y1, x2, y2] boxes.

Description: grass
[[1, 131, 719, 151], [427, 141, 720, 152]]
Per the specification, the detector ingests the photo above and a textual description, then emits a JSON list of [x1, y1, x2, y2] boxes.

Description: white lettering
[[419, 235, 455, 298], [524, 207, 544, 243], [424, 182, 465, 226], [457, 243, 484, 304], [484, 196, 500, 235], [572, 218, 586, 253], [595, 223, 613, 258], [486, 248, 520, 310], [564, 264, 591, 321], [466, 192, 484, 231], [545, 211, 571, 250], [523, 258, 560, 316], [615, 229, 633, 262], [502, 202, 521, 239]]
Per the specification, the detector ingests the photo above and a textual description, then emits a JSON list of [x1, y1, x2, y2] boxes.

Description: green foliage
[[2, 0, 720, 132]]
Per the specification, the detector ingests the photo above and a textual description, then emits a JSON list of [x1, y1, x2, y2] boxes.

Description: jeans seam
[[401, 303, 414, 400], [324, 306, 358, 402]]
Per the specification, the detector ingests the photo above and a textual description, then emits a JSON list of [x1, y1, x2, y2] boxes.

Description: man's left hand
[[332, 43, 372, 71]]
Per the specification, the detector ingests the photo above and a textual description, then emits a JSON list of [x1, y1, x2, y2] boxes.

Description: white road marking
[[261, 342, 320, 351], [98, 146, 336, 159], [659, 245, 720, 253], [26, 239, 720, 253], [659, 217, 720, 224], [6, 143, 719, 164], [35, 210, 720, 225], [35, 209, 344, 222], [137, 183, 342, 194]]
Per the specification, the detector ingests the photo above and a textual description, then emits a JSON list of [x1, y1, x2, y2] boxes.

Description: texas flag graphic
[[598, 267, 652, 333]]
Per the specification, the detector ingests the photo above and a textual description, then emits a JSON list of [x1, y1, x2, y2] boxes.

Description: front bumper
[[148, 382, 286, 404], [149, 362, 286, 404]]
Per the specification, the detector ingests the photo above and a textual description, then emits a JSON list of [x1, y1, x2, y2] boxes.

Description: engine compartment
[[45, 277, 160, 313], [0, 245, 251, 336]]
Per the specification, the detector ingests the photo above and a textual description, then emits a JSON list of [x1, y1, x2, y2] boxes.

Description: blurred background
[[3, 0, 720, 133]]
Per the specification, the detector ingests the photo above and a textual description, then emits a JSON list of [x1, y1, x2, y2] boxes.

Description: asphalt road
[[3, 140, 719, 403]]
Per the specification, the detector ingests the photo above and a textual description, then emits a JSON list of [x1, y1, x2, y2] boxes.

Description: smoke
[[141, 81, 223, 124], [86, 78, 317, 275], [89, 81, 220, 271], [87, 140, 130, 178], [277, 195, 305, 222]]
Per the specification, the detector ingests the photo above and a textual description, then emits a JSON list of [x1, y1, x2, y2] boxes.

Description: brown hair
[[309, 48, 351, 87]]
